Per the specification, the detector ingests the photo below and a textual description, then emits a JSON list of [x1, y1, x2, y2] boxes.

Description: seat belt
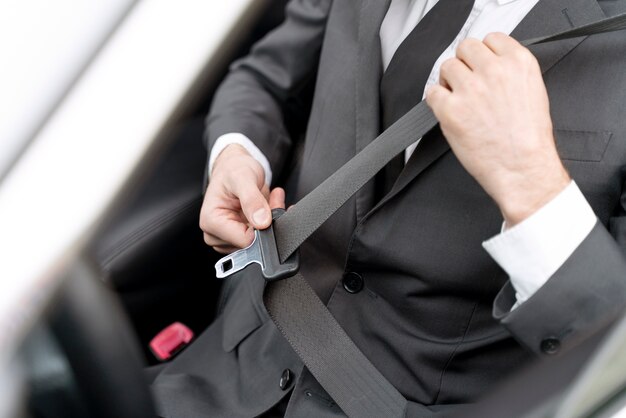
[[216, 12, 626, 418]]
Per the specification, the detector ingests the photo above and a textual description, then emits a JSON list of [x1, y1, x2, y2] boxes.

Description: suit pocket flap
[[221, 274, 265, 352], [554, 129, 612, 162]]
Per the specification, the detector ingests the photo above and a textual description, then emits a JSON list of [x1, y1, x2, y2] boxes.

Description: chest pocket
[[554, 129, 612, 162]]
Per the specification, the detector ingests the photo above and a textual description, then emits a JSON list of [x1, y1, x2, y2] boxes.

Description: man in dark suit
[[152, 0, 626, 416]]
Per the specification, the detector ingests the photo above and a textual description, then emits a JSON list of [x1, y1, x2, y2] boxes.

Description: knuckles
[[199, 215, 214, 234], [457, 38, 482, 58], [483, 32, 505, 45], [510, 46, 535, 67], [439, 58, 456, 75], [203, 233, 214, 246]]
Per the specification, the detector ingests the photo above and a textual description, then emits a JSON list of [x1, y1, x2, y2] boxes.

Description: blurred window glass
[[0, 0, 134, 175]]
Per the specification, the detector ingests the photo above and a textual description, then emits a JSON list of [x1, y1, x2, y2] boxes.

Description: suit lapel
[[354, 0, 391, 221], [372, 0, 606, 212], [512, 0, 606, 73]]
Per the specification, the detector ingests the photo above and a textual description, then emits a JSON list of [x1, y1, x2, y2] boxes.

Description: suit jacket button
[[540, 337, 561, 355], [343, 272, 364, 294], [279, 369, 293, 390]]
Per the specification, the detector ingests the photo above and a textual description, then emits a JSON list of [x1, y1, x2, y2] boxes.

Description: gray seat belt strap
[[273, 101, 436, 263], [265, 274, 409, 417], [262, 13, 626, 418]]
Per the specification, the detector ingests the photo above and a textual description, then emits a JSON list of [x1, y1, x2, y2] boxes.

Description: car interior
[[16, 2, 289, 417], [8, 2, 626, 418], [88, 0, 291, 367]]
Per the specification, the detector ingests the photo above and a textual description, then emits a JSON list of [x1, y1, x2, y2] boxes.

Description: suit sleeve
[[205, 0, 332, 182], [493, 210, 626, 355], [490, 0, 626, 356]]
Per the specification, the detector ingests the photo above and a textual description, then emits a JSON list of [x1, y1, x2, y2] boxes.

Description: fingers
[[436, 33, 533, 106], [201, 186, 287, 255], [269, 187, 286, 210], [439, 58, 472, 92], [231, 178, 272, 230], [202, 211, 255, 249], [456, 38, 493, 70], [453, 34, 532, 79], [201, 146, 278, 253], [483, 32, 523, 56], [212, 187, 284, 245], [426, 84, 452, 111], [212, 244, 240, 255]]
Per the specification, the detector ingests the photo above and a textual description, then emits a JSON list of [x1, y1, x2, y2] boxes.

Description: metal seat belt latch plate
[[214, 208, 300, 281]]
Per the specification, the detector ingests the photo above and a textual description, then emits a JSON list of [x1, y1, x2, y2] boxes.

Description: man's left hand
[[426, 33, 570, 226]]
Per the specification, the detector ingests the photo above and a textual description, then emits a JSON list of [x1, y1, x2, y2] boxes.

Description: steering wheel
[[45, 258, 156, 418]]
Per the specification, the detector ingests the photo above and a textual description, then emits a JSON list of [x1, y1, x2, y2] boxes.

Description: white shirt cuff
[[482, 181, 596, 308], [208, 133, 273, 186]]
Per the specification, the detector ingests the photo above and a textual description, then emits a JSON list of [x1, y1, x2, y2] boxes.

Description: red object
[[149, 322, 194, 361]]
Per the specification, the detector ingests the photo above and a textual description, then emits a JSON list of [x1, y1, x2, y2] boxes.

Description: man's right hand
[[200, 144, 285, 254]]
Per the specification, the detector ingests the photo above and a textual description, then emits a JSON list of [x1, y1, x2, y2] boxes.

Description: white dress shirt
[[209, 0, 598, 308]]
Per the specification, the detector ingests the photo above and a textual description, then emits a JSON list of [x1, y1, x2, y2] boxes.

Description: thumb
[[233, 179, 272, 230]]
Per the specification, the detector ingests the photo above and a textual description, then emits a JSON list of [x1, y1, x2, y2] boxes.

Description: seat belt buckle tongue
[[214, 208, 300, 281]]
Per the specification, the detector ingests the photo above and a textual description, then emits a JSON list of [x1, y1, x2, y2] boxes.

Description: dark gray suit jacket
[[152, 0, 626, 416]]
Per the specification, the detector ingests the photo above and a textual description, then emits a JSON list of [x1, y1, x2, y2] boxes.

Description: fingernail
[[253, 209, 269, 226]]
